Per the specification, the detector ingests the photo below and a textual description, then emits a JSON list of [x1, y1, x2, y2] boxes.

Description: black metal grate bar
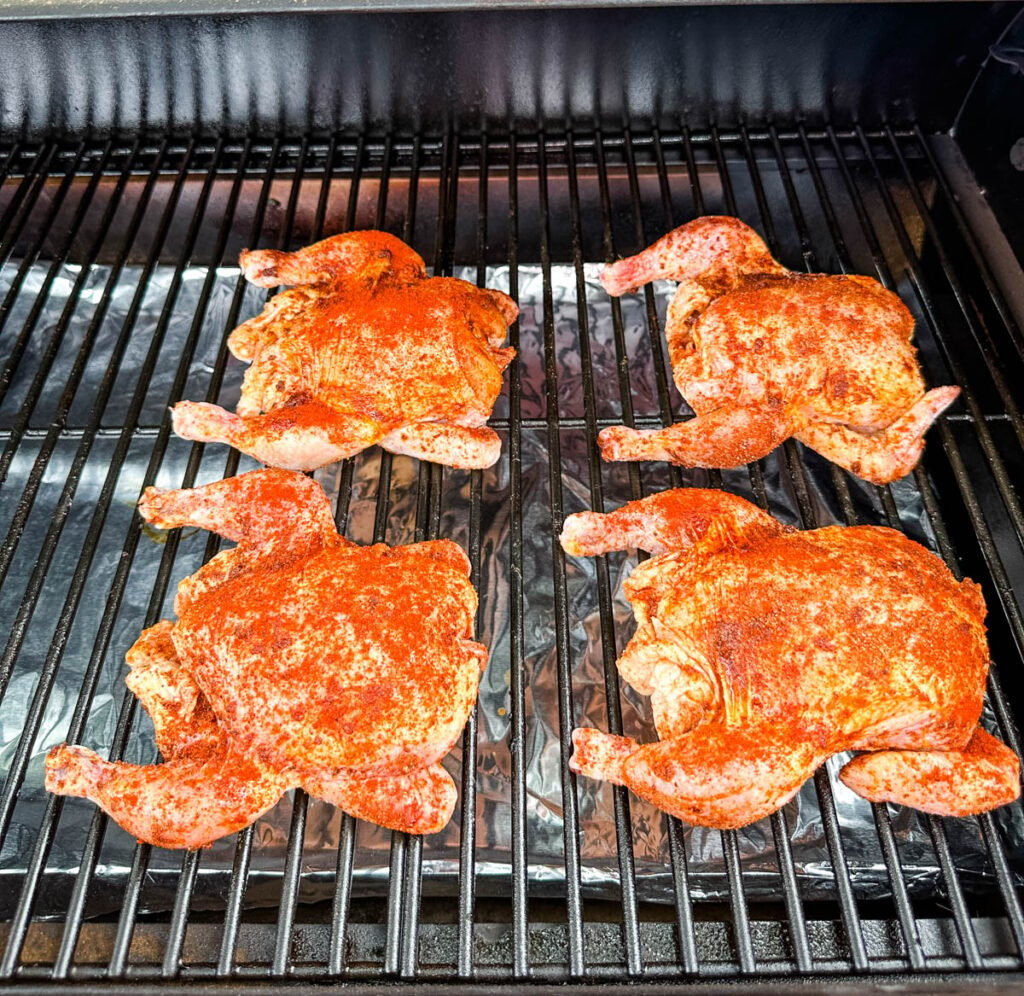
[[0, 142, 158, 977], [456, 129, 485, 981], [504, 130, 530, 980], [0, 128, 1023, 986], [213, 135, 300, 977], [0, 143, 60, 273], [537, 130, 587, 979], [0, 138, 125, 834]]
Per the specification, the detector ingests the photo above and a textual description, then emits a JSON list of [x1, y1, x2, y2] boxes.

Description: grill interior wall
[[0, 129, 1023, 983]]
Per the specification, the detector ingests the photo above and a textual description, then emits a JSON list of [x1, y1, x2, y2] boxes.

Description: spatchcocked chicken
[[172, 231, 517, 471], [598, 216, 959, 485], [45, 469, 486, 848], [561, 488, 1019, 828]]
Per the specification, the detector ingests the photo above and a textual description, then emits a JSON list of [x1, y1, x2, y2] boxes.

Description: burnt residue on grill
[[0, 129, 1023, 984]]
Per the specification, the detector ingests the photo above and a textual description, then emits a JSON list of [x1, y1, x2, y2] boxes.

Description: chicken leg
[[572, 727, 825, 830], [560, 487, 785, 557], [379, 423, 503, 469], [46, 742, 292, 850], [598, 405, 809, 470], [305, 763, 458, 836], [840, 728, 1020, 817], [239, 230, 428, 288], [600, 215, 784, 295], [172, 399, 386, 472], [794, 386, 960, 482], [139, 467, 340, 553]]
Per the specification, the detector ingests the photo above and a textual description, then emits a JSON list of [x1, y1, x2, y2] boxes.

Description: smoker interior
[[1, 124, 1024, 988]]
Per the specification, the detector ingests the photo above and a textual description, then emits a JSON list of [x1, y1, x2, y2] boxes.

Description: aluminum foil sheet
[[1, 260, 1022, 919]]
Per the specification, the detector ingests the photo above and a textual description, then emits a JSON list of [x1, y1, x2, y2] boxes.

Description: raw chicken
[[173, 231, 517, 471], [598, 216, 959, 484], [561, 488, 1019, 828], [45, 469, 487, 848]]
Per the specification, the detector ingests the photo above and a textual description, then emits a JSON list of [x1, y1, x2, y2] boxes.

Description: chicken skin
[[598, 217, 959, 484], [45, 469, 487, 848], [173, 231, 517, 471], [561, 489, 1019, 828]]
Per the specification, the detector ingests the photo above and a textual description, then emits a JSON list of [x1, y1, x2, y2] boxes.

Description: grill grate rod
[[36, 138, 203, 980], [596, 127, 692, 974], [0, 137, 161, 976], [215, 139, 302, 975], [0, 140, 24, 211], [379, 133, 423, 979], [397, 130, 462, 981], [0, 138, 121, 774], [911, 123, 1024, 366], [651, 125, 702, 976], [709, 123, 804, 975], [874, 131, 1024, 542], [0, 142, 59, 271], [568, 128, 651, 977], [273, 136, 363, 979], [47, 133, 234, 974], [537, 130, 588, 979], [503, 130, 531, 980], [0, 143, 98, 411], [325, 130, 376, 980], [0, 134, 134, 907], [839, 127, 1024, 695]]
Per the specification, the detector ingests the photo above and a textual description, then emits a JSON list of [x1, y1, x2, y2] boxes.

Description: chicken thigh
[[46, 469, 487, 848], [561, 489, 1019, 828], [598, 217, 959, 484], [173, 231, 517, 471]]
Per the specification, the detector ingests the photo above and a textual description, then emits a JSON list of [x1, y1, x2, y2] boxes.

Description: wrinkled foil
[[1, 260, 1022, 919]]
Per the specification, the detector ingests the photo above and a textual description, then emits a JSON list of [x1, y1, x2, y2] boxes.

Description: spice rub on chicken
[[45, 469, 487, 848], [598, 216, 959, 484], [561, 488, 1019, 829], [172, 231, 517, 471]]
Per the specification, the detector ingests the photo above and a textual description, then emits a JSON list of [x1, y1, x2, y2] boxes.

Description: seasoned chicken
[[561, 489, 1019, 828], [46, 469, 487, 848], [598, 216, 959, 484], [173, 231, 517, 471]]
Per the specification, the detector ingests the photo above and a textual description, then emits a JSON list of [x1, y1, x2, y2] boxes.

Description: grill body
[[2, 4, 1024, 991]]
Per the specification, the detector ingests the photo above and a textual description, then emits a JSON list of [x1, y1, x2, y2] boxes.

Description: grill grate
[[0, 127, 1023, 987]]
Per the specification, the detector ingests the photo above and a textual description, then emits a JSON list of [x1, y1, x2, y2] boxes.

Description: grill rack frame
[[0, 126, 1022, 987]]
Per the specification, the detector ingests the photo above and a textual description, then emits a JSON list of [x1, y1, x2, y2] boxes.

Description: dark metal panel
[[0, 4, 1017, 140]]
